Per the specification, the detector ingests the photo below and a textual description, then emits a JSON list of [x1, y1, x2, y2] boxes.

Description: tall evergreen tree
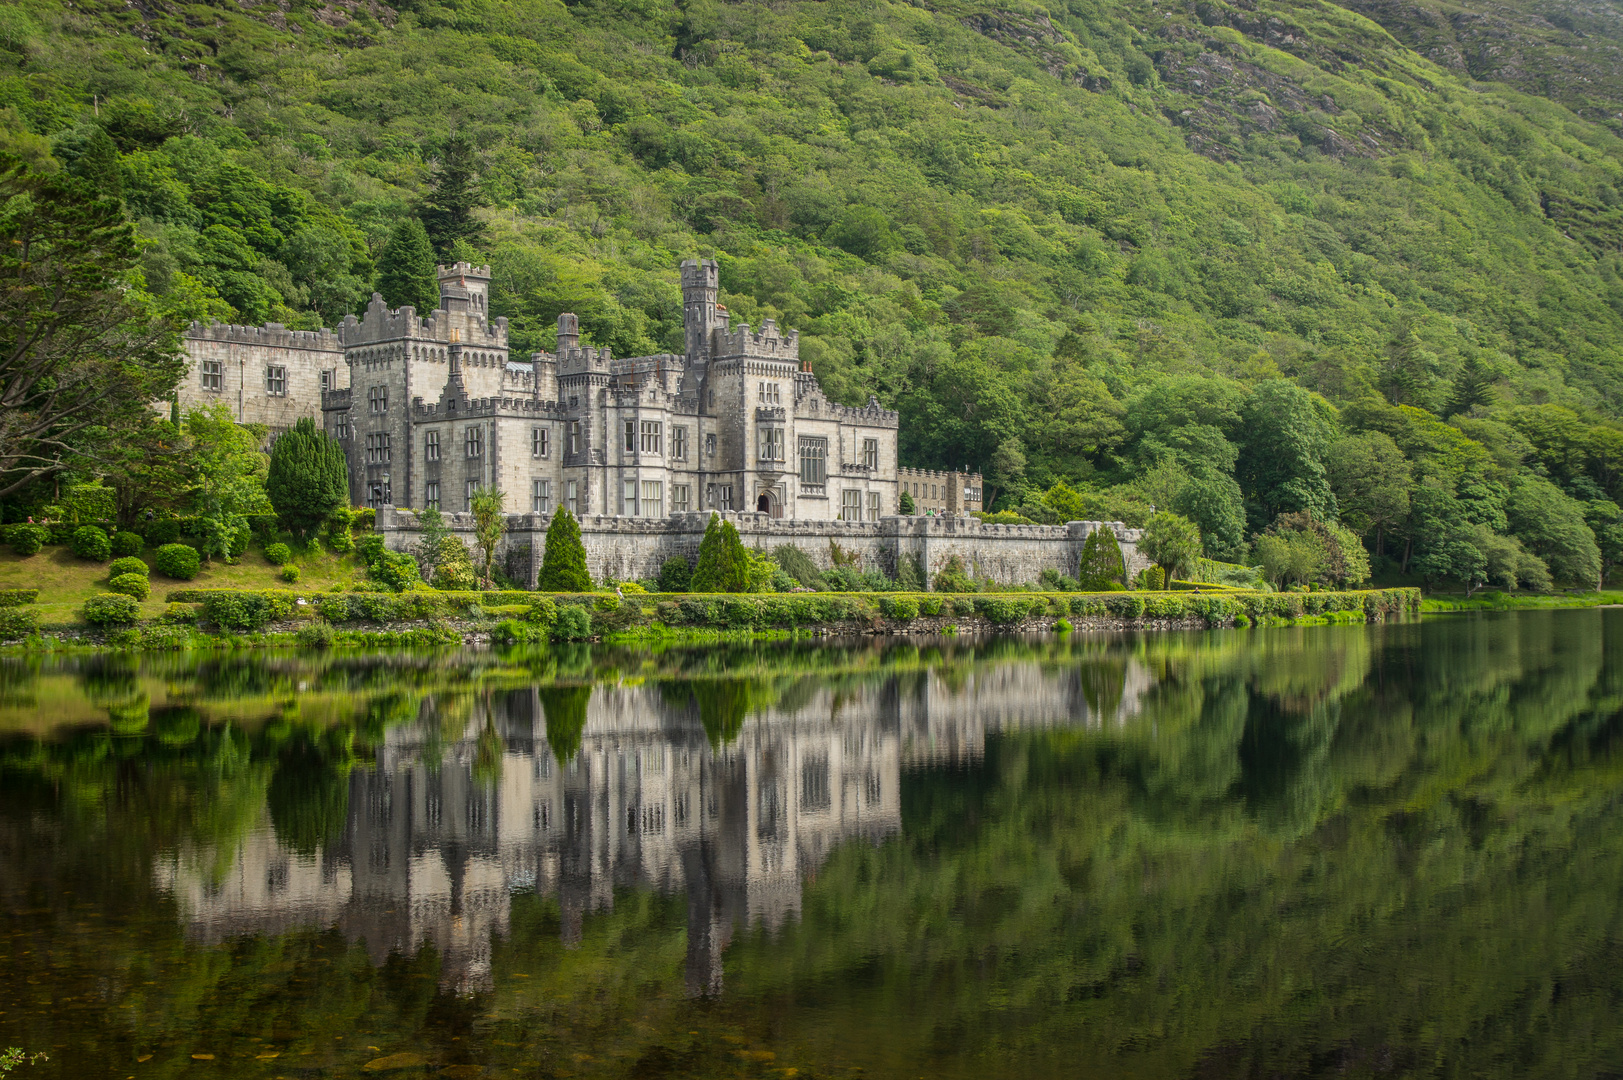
[[266, 417, 349, 539], [53, 125, 122, 200], [1444, 354, 1497, 417], [691, 513, 750, 592], [538, 508, 591, 591], [419, 133, 484, 257], [374, 217, 438, 313], [1077, 527, 1126, 590]]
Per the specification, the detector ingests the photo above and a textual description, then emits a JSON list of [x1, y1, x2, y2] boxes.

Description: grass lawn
[[0, 543, 366, 626]]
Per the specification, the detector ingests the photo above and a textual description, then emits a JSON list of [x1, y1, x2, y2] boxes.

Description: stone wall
[[377, 509, 1147, 588]]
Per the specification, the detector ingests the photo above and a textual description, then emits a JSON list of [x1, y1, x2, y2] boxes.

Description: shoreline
[[0, 587, 1420, 653]]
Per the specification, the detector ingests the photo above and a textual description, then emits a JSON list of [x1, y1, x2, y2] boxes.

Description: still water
[[1, 612, 1620, 1078]]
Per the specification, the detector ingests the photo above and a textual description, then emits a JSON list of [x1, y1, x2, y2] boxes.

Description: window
[[624, 419, 636, 453], [705, 433, 716, 457], [671, 426, 688, 460], [642, 480, 663, 518], [368, 386, 388, 414], [532, 427, 549, 458], [799, 437, 827, 487], [841, 490, 862, 521], [622, 478, 638, 516], [708, 484, 733, 511], [640, 421, 661, 454], [334, 415, 349, 441], [365, 432, 392, 464], [465, 426, 482, 459], [368, 477, 391, 508], [200, 359, 222, 392], [532, 479, 551, 513], [266, 365, 287, 396], [569, 421, 581, 455], [465, 480, 475, 511], [757, 381, 781, 405], [867, 492, 881, 521], [863, 438, 879, 470], [320, 370, 332, 393], [566, 480, 579, 515], [424, 431, 440, 461], [758, 426, 784, 462], [672, 484, 691, 513], [425, 482, 440, 510]]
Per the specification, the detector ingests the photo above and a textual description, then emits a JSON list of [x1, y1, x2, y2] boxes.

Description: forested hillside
[[6, 0, 1623, 587]]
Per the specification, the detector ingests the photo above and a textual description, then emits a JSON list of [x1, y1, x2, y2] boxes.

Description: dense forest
[[7, 0, 1623, 587]]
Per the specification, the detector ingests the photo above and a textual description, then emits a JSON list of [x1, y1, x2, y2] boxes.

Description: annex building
[[180, 259, 982, 523]]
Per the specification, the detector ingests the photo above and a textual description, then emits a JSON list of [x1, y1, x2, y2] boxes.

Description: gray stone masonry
[[378, 508, 1147, 589]]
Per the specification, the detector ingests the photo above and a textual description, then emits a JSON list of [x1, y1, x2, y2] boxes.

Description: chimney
[[556, 312, 579, 353]]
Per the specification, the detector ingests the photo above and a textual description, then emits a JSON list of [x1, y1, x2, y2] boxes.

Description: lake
[[1, 611, 1620, 1078]]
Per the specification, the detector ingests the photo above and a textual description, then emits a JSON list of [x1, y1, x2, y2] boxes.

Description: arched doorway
[[755, 488, 783, 519]]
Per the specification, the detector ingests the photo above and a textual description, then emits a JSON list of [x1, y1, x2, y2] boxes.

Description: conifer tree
[[538, 508, 591, 591], [266, 417, 349, 540], [899, 489, 916, 515], [420, 133, 485, 257], [1077, 527, 1126, 591], [691, 513, 750, 592], [374, 217, 438, 312]]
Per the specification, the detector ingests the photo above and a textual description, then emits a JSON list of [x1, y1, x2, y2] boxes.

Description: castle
[[180, 259, 982, 523]]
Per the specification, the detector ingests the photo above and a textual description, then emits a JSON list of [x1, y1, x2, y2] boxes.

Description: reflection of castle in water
[[154, 661, 1151, 994]]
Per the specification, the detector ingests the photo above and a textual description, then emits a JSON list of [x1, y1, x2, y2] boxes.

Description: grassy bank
[[1421, 591, 1623, 613]]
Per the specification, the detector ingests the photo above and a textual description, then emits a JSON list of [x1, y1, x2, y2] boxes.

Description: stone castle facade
[[181, 259, 981, 523]]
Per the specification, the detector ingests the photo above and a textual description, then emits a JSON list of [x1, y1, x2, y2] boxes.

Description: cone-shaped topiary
[[1077, 526, 1127, 591], [538, 509, 591, 591], [691, 513, 751, 592], [267, 418, 349, 540]]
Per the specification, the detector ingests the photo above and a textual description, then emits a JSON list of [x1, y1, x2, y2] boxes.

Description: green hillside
[[6, 0, 1623, 587]]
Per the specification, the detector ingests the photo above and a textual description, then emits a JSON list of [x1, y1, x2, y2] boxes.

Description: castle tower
[[681, 258, 723, 361], [556, 312, 579, 353], [437, 263, 492, 317]]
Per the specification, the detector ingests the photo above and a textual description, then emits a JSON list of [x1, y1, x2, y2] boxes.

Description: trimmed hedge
[[82, 594, 140, 627], [72, 526, 111, 561], [0, 589, 39, 607], [0, 607, 38, 639], [108, 573, 151, 601], [109, 556, 149, 578]]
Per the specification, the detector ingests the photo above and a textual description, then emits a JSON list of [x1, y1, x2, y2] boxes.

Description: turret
[[437, 263, 491, 316], [681, 258, 724, 361], [557, 312, 579, 353]]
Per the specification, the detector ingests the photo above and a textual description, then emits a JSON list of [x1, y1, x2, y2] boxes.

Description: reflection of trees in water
[[267, 730, 352, 855], [538, 684, 591, 763]]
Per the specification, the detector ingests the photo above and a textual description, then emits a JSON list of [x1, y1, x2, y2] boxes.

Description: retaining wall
[[376, 509, 1148, 588]]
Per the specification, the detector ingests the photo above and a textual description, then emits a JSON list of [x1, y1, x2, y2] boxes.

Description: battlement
[[322, 387, 353, 411], [437, 262, 491, 282], [339, 295, 508, 347], [826, 396, 899, 425], [185, 321, 341, 352], [712, 318, 799, 362], [413, 396, 561, 418], [557, 344, 615, 371]]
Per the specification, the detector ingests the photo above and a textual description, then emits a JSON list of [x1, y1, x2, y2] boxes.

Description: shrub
[[879, 596, 919, 620], [111, 531, 144, 557], [973, 596, 1030, 624], [552, 604, 592, 641], [82, 594, 140, 627], [1054, 618, 1073, 633], [201, 591, 295, 631], [267, 416, 349, 539], [369, 549, 421, 592], [108, 556, 149, 578], [9, 525, 45, 557], [771, 544, 823, 589], [281, 565, 301, 583], [538, 509, 592, 591], [0, 589, 39, 606], [108, 573, 151, 601], [160, 602, 200, 624], [950, 596, 975, 616], [264, 542, 292, 565], [295, 621, 336, 649], [154, 543, 201, 580], [72, 526, 111, 561], [920, 596, 944, 616], [1077, 527, 1127, 590], [1138, 566, 1166, 590], [0, 607, 39, 639], [1104, 594, 1146, 618], [657, 555, 693, 592], [525, 596, 559, 628], [933, 555, 976, 593], [317, 595, 351, 622]]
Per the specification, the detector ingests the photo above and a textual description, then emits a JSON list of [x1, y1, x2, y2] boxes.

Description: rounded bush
[[525, 597, 558, 628], [109, 556, 149, 578], [9, 525, 46, 557], [72, 526, 111, 561], [264, 542, 292, 565], [551, 604, 592, 641], [153, 543, 201, 580], [280, 565, 301, 583], [111, 531, 144, 557], [82, 594, 140, 627], [295, 621, 335, 649], [107, 573, 151, 601]]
